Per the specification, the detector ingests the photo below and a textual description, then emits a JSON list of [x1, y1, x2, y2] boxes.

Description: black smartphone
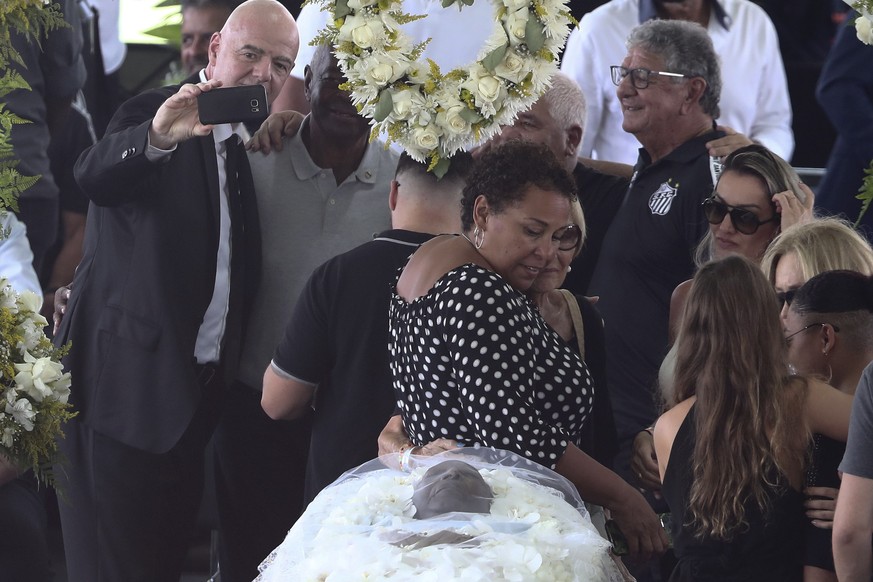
[[197, 85, 269, 126]]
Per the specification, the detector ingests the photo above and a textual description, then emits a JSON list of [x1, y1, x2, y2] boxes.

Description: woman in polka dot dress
[[388, 141, 668, 559]]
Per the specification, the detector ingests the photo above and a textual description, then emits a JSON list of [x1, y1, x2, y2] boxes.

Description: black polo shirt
[[272, 229, 434, 503], [565, 162, 630, 295], [588, 130, 723, 442]]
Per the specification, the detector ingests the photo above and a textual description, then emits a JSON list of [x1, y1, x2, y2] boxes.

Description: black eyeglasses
[[776, 288, 797, 310], [784, 322, 840, 346], [701, 197, 778, 235], [610, 66, 688, 90], [554, 224, 582, 251]]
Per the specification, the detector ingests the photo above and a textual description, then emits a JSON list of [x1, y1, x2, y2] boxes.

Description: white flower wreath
[[310, 0, 575, 175]]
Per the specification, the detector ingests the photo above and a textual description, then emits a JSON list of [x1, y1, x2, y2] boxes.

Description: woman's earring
[[567, 265, 573, 272], [473, 226, 484, 249]]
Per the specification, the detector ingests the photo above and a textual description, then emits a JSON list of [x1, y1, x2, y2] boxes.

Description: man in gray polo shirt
[[211, 43, 397, 581]]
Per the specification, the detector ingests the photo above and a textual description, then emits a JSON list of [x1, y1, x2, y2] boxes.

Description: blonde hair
[[569, 196, 587, 258], [761, 217, 873, 284], [674, 256, 807, 540]]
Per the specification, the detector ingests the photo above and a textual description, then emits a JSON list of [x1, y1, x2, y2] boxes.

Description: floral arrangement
[[845, 1, 873, 225], [0, 280, 73, 483], [257, 461, 621, 581], [309, 0, 574, 176]]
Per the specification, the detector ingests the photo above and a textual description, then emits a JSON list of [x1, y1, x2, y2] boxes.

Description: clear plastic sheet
[[256, 447, 626, 581]]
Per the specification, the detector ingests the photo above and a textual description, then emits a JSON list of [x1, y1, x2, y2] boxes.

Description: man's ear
[[565, 125, 582, 158], [206, 32, 221, 71], [822, 323, 839, 355], [389, 179, 400, 212], [303, 65, 313, 103], [681, 77, 707, 114]]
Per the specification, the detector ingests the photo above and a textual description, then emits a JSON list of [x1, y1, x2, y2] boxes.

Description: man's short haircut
[[395, 151, 474, 190], [627, 19, 722, 119], [541, 72, 587, 134], [181, 0, 242, 11]]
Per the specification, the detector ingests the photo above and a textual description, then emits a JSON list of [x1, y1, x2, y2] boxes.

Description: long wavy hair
[[672, 256, 807, 540]]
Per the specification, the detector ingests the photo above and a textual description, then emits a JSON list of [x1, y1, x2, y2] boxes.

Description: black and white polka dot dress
[[388, 264, 594, 469]]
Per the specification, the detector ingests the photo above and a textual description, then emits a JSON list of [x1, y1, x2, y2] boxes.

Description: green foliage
[[854, 160, 873, 228], [0, 1, 69, 213]]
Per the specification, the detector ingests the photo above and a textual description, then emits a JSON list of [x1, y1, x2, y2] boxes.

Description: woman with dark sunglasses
[[632, 145, 812, 493], [761, 218, 873, 322], [695, 143, 812, 266]]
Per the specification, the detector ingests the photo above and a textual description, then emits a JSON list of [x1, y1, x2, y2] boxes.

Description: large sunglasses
[[776, 288, 797, 310], [554, 224, 582, 252], [701, 197, 777, 235]]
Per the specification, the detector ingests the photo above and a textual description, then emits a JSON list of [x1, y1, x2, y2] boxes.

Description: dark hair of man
[[395, 151, 474, 184], [459, 141, 577, 232], [792, 270, 873, 352], [793, 270, 873, 315]]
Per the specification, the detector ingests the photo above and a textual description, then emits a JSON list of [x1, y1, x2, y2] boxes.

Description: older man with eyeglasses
[[584, 19, 724, 561], [561, 0, 792, 165]]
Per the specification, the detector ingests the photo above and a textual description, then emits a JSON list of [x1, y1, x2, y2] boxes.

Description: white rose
[[347, 0, 378, 9], [5, 397, 36, 431], [369, 63, 395, 85], [503, 0, 528, 12], [391, 89, 424, 120], [504, 7, 529, 45], [361, 55, 405, 86], [337, 15, 384, 50], [17, 291, 41, 314], [14, 354, 66, 402], [857, 16, 873, 45], [494, 49, 527, 84], [477, 74, 502, 103], [436, 105, 470, 136], [411, 124, 441, 152]]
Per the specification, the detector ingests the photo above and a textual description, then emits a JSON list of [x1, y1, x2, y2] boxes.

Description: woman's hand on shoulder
[[805, 486, 839, 529]]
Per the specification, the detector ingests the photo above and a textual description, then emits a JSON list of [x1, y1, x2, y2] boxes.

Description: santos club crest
[[649, 181, 679, 216]]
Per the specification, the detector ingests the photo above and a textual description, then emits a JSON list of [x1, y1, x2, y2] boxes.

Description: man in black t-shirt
[[261, 153, 473, 503]]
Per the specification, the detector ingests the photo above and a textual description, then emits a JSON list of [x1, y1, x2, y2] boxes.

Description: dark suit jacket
[[56, 78, 259, 453]]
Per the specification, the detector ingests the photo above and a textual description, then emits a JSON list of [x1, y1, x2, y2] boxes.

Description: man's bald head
[[205, 0, 299, 104]]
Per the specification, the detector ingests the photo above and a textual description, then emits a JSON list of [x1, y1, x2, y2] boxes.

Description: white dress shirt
[[146, 70, 248, 364], [0, 212, 41, 301]]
